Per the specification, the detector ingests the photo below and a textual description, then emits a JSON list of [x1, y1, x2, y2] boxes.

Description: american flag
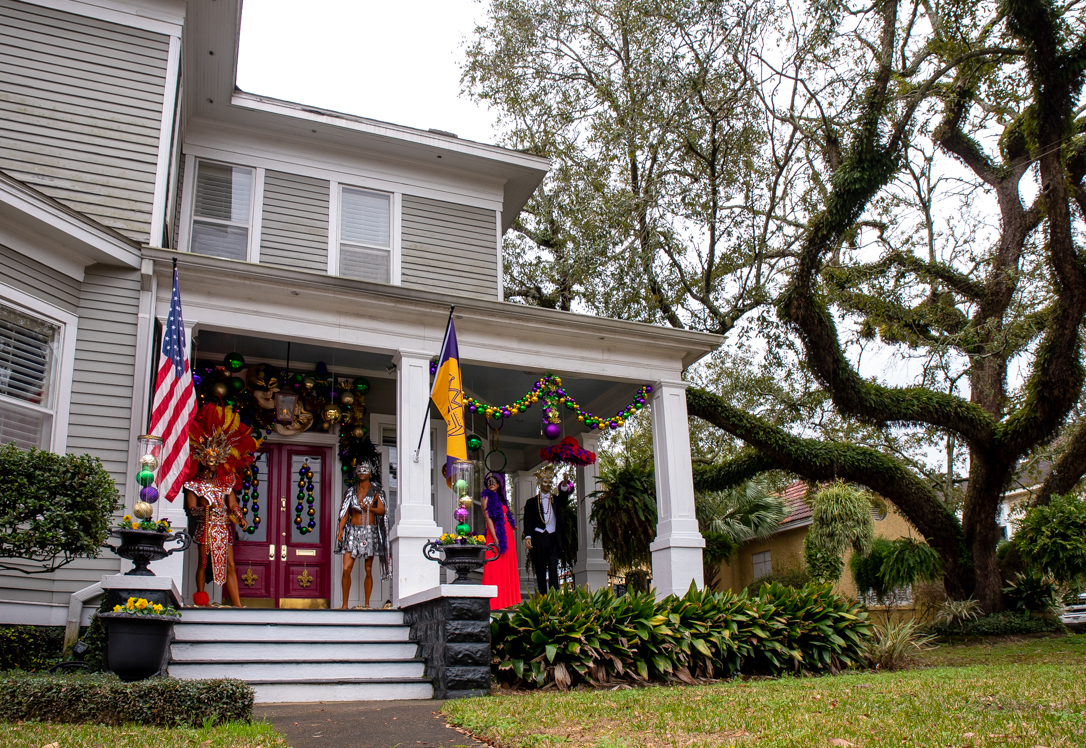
[[149, 265, 196, 502]]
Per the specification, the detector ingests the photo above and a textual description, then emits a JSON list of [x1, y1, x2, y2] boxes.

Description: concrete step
[[178, 608, 403, 625], [169, 659, 426, 681], [252, 679, 434, 704], [170, 640, 418, 662], [172, 623, 412, 642]]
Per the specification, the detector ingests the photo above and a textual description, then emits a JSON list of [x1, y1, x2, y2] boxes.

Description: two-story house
[[0, 0, 720, 698]]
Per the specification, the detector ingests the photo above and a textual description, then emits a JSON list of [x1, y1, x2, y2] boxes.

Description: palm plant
[[696, 480, 788, 589]]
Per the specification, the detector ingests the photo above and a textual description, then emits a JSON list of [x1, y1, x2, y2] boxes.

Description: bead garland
[[240, 464, 262, 535], [463, 374, 653, 431], [295, 460, 316, 535]]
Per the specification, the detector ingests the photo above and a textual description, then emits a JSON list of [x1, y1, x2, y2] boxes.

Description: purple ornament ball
[[139, 485, 159, 504], [454, 506, 470, 522], [543, 422, 562, 440]]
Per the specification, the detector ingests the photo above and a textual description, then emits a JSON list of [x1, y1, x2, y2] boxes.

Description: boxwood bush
[[491, 582, 871, 689], [0, 626, 65, 671], [928, 611, 1065, 637], [0, 673, 253, 727]]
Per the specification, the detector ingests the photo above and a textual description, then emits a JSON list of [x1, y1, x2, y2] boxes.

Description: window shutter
[[340, 188, 391, 282], [191, 162, 252, 261]]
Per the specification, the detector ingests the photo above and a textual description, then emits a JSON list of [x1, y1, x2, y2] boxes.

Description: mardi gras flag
[[431, 315, 467, 472]]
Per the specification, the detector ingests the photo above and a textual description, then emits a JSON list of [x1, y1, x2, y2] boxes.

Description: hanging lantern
[[275, 391, 299, 424], [133, 434, 163, 515], [449, 460, 474, 537]]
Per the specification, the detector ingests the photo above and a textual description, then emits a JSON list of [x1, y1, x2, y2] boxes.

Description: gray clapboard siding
[[0, 242, 80, 313], [401, 196, 497, 300], [260, 171, 330, 272], [0, 0, 169, 243], [172, 155, 185, 249], [66, 265, 140, 486]]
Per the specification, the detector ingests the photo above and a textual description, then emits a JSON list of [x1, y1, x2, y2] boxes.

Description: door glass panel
[[239, 451, 268, 543], [291, 453, 322, 544]]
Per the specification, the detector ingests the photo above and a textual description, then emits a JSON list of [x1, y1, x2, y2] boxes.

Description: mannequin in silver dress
[[335, 461, 390, 608]]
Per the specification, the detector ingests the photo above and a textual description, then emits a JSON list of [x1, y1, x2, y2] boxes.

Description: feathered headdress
[[188, 404, 260, 482]]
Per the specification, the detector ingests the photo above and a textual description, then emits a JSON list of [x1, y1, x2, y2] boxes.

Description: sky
[[236, 1, 501, 145]]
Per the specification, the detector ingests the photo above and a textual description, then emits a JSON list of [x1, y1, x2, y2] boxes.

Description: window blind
[[340, 187, 391, 282], [0, 305, 56, 450], [191, 162, 252, 261]]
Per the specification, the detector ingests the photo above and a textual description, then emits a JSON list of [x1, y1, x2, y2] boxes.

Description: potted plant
[[423, 533, 499, 583], [99, 596, 181, 681], [104, 516, 190, 576]]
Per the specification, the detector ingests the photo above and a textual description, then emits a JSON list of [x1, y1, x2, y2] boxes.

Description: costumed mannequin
[[183, 405, 258, 608], [336, 460, 391, 608], [523, 464, 571, 595], [481, 472, 521, 610]]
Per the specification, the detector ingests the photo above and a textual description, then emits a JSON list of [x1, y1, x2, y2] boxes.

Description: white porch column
[[648, 380, 704, 598], [389, 350, 442, 605], [514, 470, 536, 594], [572, 432, 609, 590]]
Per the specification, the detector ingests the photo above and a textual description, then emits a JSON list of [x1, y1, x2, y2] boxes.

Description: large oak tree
[[466, 0, 1086, 610]]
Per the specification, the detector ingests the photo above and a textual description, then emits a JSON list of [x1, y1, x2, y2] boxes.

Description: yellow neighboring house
[[716, 482, 928, 608]]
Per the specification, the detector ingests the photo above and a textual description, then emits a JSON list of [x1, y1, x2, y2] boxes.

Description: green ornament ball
[[227, 376, 245, 394], [454, 478, 469, 495], [136, 469, 155, 487], [352, 377, 371, 395], [456, 522, 472, 536], [467, 434, 483, 453], [223, 352, 245, 373]]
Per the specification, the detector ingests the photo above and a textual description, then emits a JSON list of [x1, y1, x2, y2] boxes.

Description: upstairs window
[[190, 161, 254, 261], [0, 304, 58, 450], [339, 187, 391, 283]]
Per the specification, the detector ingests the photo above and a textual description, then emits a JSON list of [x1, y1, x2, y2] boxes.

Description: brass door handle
[[268, 543, 274, 560], [281, 497, 286, 511], [281, 544, 287, 561]]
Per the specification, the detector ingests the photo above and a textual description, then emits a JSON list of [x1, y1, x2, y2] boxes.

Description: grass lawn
[[444, 634, 1086, 747], [0, 720, 287, 748]]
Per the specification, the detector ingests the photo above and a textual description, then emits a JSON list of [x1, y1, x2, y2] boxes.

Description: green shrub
[[0, 626, 65, 671], [0, 444, 119, 573], [1014, 492, 1086, 584], [851, 537, 942, 603], [803, 481, 875, 583], [744, 566, 812, 595], [928, 611, 1065, 637], [864, 618, 934, 670], [0, 673, 253, 727], [589, 463, 657, 570], [934, 598, 982, 628], [1003, 570, 1059, 614], [491, 582, 871, 689]]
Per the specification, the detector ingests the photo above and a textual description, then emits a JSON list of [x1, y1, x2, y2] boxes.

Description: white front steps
[[169, 608, 432, 703]]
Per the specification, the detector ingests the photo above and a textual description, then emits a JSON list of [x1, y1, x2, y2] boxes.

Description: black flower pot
[[100, 613, 178, 681], [423, 541, 499, 583], [103, 528, 191, 576]]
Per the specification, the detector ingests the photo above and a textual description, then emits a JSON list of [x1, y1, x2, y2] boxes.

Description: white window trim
[[331, 183, 400, 285], [178, 156, 263, 263], [0, 282, 78, 454]]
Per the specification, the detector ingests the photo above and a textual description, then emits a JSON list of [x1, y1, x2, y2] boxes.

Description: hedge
[[492, 582, 871, 689], [0, 673, 253, 727], [928, 611, 1065, 638], [0, 626, 65, 671]]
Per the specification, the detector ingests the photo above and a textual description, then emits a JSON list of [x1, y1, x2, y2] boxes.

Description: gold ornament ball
[[139, 453, 159, 471], [459, 496, 473, 509], [212, 381, 229, 398], [351, 425, 366, 439], [339, 392, 355, 407], [322, 405, 342, 422], [133, 501, 154, 519]]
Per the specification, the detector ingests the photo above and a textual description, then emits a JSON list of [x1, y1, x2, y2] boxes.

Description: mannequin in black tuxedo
[[523, 464, 570, 595]]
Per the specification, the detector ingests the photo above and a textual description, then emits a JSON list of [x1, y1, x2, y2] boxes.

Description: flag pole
[[413, 305, 455, 463]]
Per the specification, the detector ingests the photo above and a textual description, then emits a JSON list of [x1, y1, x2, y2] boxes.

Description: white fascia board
[[0, 175, 141, 270], [182, 120, 506, 213], [18, 0, 185, 35], [231, 92, 550, 174], [148, 250, 721, 382]]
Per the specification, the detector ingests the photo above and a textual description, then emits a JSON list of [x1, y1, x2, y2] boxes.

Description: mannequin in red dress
[[481, 472, 522, 610]]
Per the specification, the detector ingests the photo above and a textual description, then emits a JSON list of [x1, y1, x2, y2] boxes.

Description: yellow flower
[[127, 597, 136, 606], [122, 515, 132, 522], [135, 599, 148, 610], [113, 605, 122, 612], [131, 522, 139, 529], [153, 604, 163, 613]]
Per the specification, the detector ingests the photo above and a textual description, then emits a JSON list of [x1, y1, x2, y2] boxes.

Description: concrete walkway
[[260, 700, 486, 748]]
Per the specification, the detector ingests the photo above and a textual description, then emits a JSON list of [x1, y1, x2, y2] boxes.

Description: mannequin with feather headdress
[[183, 404, 259, 607]]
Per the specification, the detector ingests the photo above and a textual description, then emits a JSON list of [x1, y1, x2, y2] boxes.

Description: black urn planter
[[100, 613, 178, 681], [423, 541, 499, 583], [103, 528, 190, 576]]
